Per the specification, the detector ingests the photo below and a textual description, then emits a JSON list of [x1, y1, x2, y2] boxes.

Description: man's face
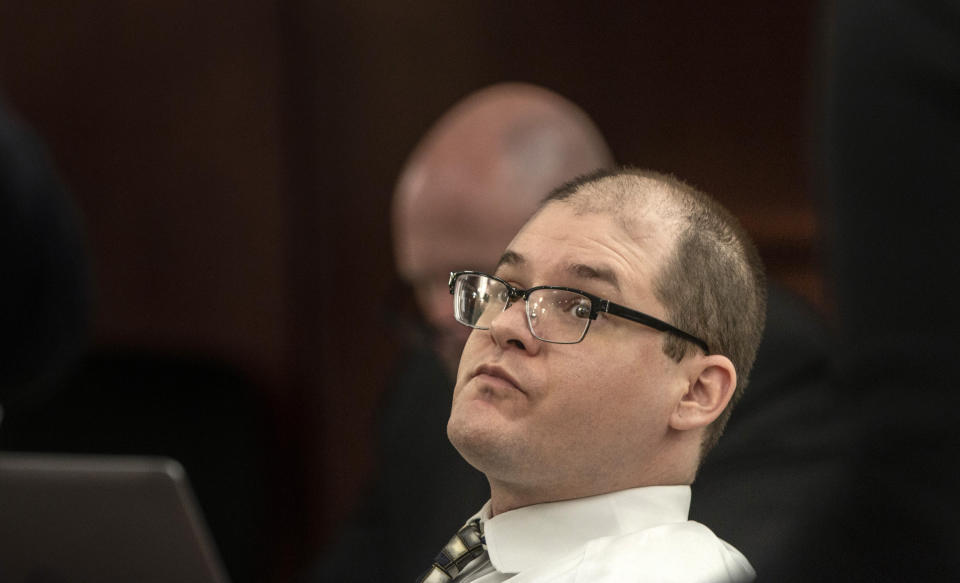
[[447, 202, 692, 497]]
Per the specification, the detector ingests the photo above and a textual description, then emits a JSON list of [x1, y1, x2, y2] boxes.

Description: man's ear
[[669, 354, 737, 431]]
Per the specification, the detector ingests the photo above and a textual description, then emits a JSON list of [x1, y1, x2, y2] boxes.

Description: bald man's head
[[392, 83, 613, 374]]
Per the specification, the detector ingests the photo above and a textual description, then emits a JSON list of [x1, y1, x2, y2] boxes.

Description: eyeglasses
[[448, 271, 709, 352]]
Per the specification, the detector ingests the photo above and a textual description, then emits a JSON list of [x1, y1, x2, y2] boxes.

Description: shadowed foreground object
[[0, 98, 90, 412]]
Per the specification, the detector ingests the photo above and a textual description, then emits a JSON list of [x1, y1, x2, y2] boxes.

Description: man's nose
[[488, 296, 540, 354]]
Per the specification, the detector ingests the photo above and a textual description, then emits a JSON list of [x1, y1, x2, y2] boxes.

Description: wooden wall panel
[[0, 1, 287, 379]]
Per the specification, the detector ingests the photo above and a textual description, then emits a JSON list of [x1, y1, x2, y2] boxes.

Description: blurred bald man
[[393, 83, 613, 375]]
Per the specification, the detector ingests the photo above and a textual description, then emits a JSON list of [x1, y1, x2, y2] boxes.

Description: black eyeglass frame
[[448, 270, 709, 353]]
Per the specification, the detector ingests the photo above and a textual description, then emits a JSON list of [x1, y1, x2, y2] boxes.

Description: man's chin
[[447, 418, 515, 476]]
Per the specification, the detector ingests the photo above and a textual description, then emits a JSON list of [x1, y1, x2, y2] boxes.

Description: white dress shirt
[[458, 485, 755, 582]]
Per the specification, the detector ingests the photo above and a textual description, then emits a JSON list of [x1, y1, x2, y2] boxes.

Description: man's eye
[[573, 303, 591, 319], [559, 298, 591, 319]]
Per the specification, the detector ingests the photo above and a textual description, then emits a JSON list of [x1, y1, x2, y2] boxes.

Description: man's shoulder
[[576, 521, 755, 583], [503, 520, 755, 583]]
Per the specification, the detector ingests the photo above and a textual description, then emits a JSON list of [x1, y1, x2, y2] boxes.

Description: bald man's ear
[[669, 355, 737, 432]]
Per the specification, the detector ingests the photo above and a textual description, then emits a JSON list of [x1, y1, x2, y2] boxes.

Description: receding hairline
[[530, 170, 696, 252], [541, 168, 701, 213]]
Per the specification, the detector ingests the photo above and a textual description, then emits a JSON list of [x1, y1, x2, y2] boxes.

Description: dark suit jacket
[[815, 0, 960, 579]]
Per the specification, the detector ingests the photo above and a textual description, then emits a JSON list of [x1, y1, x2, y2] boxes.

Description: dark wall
[[0, 1, 822, 579]]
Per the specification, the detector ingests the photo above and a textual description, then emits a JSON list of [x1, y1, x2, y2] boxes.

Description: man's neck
[[487, 475, 692, 517]]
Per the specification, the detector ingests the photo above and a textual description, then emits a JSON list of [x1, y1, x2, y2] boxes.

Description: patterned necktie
[[415, 518, 488, 582]]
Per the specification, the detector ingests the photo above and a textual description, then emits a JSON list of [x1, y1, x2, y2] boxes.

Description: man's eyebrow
[[496, 250, 525, 269], [495, 253, 620, 290], [568, 263, 621, 291]]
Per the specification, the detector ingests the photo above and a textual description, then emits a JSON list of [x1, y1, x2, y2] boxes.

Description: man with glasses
[[422, 167, 763, 582], [309, 83, 839, 583]]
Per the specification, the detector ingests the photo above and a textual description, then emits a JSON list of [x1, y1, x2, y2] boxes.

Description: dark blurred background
[[0, 1, 825, 581]]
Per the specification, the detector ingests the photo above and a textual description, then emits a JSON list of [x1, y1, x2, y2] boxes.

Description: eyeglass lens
[[453, 273, 593, 343]]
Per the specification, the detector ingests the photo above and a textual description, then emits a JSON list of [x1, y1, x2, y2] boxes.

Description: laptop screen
[[0, 452, 231, 583]]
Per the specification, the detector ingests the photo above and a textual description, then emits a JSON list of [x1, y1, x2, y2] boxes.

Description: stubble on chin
[[447, 415, 562, 515], [447, 404, 542, 492], [448, 407, 509, 474]]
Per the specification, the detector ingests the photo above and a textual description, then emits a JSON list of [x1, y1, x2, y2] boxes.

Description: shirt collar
[[478, 485, 691, 574]]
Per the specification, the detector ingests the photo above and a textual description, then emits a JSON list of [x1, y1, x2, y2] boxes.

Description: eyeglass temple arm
[[600, 300, 710, 353]]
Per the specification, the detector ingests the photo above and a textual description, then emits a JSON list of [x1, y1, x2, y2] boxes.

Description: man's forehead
[[498, 201, 677, 286]]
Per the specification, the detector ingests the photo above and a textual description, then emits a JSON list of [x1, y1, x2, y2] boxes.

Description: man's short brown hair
[[543, 167, 767, 456]]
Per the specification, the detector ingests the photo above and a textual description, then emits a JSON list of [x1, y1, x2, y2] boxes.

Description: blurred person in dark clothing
[[0, 97, 90, 419], [307, 82, 847, 581], [813, 0, 960, 579], [0, 97, 270, 583]]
